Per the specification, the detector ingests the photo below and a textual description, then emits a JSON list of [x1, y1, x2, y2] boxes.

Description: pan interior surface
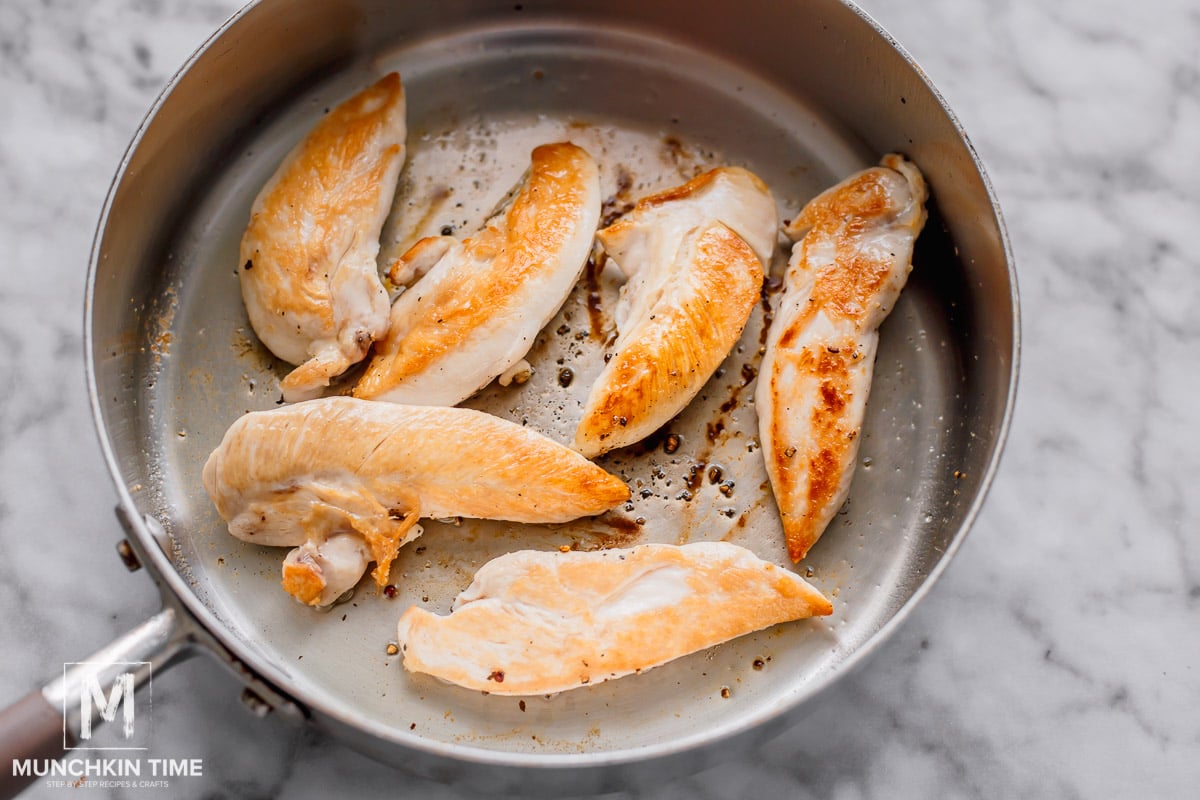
[[95, 6, 1011, 762]]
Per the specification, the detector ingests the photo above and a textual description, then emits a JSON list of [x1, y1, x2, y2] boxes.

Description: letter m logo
[[81, 672, 135, 740], [64, 662, 152, 750]]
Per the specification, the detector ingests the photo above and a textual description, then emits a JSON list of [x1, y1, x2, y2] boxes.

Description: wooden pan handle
[[0, 690, 69, 798]]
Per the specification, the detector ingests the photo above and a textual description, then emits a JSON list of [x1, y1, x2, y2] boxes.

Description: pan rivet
[[240, 688, 273, 718], [115, 539, 142, 572]]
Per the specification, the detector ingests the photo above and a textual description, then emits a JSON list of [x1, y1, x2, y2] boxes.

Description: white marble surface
[[2, 0, 1198, 797]]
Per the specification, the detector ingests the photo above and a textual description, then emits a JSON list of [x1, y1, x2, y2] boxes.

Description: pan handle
[[0, 608, 185, 799]]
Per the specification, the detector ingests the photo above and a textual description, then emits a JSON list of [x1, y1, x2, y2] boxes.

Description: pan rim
[[83, 0, 1020, 771]]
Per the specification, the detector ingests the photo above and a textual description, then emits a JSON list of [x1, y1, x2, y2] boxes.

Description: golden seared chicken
[[758, 154, 927, 562], [239, 73, 406, 403], [396, 542, 831, 694], [353, 143, 601, 406], [575, 168, 777, 457], [202, 397, 629, 607]]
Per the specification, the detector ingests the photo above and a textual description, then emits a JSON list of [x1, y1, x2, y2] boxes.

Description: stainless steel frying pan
[[0, 0, 1017, 795]]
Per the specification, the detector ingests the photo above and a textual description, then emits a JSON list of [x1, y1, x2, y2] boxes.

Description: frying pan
[[0, 0, 1017, 795]]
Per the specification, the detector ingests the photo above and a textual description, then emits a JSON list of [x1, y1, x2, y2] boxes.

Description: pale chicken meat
[[396, 541, 832, 695], [353, 143, 601, 406], [758, 154, 927, 562], [202, 397, 629, 607], [575, 168, 777, 457], [239, 72, 405, 403]]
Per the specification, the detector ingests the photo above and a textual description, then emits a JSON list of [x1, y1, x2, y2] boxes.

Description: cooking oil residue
[[581, 513, 644, 550], [600, 164, 636, 227], [147, 285, 179, 365], [230, 326, 279, 375], [583, 254, 610, 342], [759, 273, 784, 348]]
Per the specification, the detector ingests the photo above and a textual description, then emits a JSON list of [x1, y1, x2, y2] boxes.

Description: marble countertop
[[2, 0, 1197, 797]]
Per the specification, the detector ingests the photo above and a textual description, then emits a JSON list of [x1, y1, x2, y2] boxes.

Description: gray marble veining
[[2, 0, 1198, 797]]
